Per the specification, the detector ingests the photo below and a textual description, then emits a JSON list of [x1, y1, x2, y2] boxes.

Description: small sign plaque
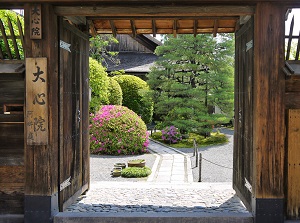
[[26, 58, 48, 145], [30, 4, 42, 39]]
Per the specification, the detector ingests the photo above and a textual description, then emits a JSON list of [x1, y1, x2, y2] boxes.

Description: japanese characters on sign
[[26, 58, 48, 145], [30, 4, 42, 39]]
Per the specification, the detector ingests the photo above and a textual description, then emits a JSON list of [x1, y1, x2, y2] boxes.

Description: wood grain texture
[[24, 4, 59, 196], [233, 17, 253, 211], [287, 109, 300, 219], [253, 2, 285, 198]]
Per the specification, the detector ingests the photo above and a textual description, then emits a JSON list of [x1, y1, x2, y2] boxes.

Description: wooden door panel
[[59, 20, 89, 211]]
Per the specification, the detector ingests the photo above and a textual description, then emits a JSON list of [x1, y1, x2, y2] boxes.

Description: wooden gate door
[[233, 17, 254, 211], [58, 19, 89, 211]]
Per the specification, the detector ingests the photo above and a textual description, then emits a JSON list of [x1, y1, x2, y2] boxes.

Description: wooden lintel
[[88, 20, 97, 37], [55, 5, 254, 17], [152, 19, 156, 37], [109, 20, 117, 37], [89, 16, 240, 20], [130, 20, 136, 38], [173, 20, 177, 38], [213, 19, 219, 37], [193, 20, 198, 37]]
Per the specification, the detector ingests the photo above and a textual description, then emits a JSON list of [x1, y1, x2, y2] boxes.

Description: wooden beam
[[173, 20, 177, 37], [193, 19, 198, 37], [17, 16, 25, 54], [64, 16, 87, 25], [7, 17, 21, 59], [55, 5, 254, 17], [0, 19, 12, 59], [253, 2, 285, 199], [88, 20, 97, 37], [152, 19, 156, 37], [109, 20, 117, 37], [130, 19, 136, 38], [213, 19, 219, 37], [296, 30, 300, 60], [286, 16, 294, 60]]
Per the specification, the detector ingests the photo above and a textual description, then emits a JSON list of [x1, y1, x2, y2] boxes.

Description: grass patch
[[121, 167, 152, 178], [151, 131, 228, 148]]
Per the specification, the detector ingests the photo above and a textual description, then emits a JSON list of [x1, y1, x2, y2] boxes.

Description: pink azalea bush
[[90, 105, 149, 155], [161, 126, 182, 144]]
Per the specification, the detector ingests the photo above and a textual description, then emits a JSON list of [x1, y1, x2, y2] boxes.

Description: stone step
[[54, 212, 253, 223]]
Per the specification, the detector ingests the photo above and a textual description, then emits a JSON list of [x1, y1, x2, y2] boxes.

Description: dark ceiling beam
[[152, 20, 156, 37], [213, 19, 219, 37], [109, 20, 117, 37], [173, 20, 177, 38], [88, 20, 97, 37], [193, 19, 198, 37], [133, 34, 161, 52], [130, 20, 137, 38], [89, 16, 240, 20], [55, 5, 254, 17]]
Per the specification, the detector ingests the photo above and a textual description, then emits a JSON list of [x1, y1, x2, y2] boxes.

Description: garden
[[88, 33, 235, 179]]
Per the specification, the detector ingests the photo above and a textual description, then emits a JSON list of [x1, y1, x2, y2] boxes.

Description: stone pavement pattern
[[65, 140, 250, 218], [65, 181, 249, 214]]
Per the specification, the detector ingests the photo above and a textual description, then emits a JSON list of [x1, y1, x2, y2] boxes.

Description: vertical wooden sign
[[26, 58, 48, 145], [30, 4, 42, 39]]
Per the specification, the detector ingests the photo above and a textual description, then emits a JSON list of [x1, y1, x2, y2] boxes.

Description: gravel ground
[[90, 153, 157, 182], [90, 128, 233, 183], [177, 128, 234, 182]]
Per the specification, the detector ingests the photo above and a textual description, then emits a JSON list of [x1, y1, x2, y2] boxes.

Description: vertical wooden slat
[[17, 16, 25, 56], [286, 16, 294, 61], [109, 20, 117, 37], [213, 19, 219, 37], [152, 20, 156, 37], [295, 30, 300, 60], [0, 18, 13, 59], [287, 109, 300, 219], [7, 17, 21, 59], [173, 20, 177, 38], [193, 20, 198, 37], [130, 20, 136, 38]]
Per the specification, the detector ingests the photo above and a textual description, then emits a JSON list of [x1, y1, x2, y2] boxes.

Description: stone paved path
[[65, 140, 250, 217], [65, 181, 248, 214]]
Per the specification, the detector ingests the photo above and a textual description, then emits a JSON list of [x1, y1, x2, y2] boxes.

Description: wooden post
[[24, 4, 59, 223], [252, 2, 285, 223]]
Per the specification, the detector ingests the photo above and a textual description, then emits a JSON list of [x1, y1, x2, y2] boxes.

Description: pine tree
[[147, 34, 234, 135]]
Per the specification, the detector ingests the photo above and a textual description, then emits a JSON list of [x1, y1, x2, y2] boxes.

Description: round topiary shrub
[[89, 57, 109, 112], [113, 75, 153, 124], [108, 77, 122, 105], [90, 105, 149, 155]]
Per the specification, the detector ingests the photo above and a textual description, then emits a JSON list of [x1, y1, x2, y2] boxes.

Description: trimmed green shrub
[[121, 167, 152, 178], [113, 75, 153, 124], [108, 77, 122, 105], [89, 57, 109, 112], [90, 105, 149, 155]]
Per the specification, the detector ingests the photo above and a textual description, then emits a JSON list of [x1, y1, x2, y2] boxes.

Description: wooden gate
[[58, 19, 90, 211], [233, 17, 254, 211]]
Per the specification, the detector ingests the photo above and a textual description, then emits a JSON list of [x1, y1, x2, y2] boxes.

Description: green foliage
[[108, 77, 123, 105], [89, 35, 119, 64], [113, 75, 154, 124], [151, 131, 228, 148], [89, 57, 109, 112], [121, 167, 152, 178], [0, 10, 24, 59], [147, 34, 234, 135], [90, 105, 149, 155]]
